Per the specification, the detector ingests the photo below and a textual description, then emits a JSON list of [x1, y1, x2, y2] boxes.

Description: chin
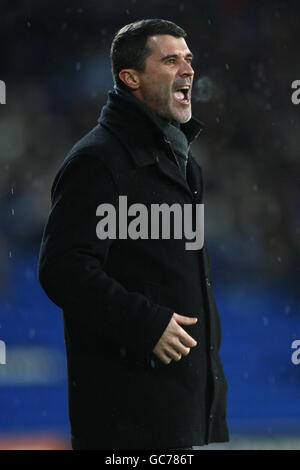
[[178, 115, 192, 124], [171, 107, 192, 124], [174, 113, 192, 124], [158, 105, 192, 124]]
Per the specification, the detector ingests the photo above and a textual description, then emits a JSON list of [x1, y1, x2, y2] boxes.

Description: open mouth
[[173, 85, 190, 105]]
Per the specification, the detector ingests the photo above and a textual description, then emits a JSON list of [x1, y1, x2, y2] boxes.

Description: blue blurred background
[[0, 0, 299, 449]]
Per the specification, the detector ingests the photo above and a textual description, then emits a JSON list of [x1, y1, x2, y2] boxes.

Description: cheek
[[149, 80, 170, 101], [142, 74, 173, 106], [143, 77, 162, 97]]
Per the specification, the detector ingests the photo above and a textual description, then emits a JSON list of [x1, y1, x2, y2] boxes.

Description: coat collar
[[98, 89, 204, 198], [99, 88, 204, 149]]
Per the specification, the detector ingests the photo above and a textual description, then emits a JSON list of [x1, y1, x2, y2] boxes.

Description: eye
[[167, 58, 176, 64]]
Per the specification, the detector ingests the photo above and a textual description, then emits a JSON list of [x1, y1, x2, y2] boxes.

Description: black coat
[[38, 89, 229, 450]]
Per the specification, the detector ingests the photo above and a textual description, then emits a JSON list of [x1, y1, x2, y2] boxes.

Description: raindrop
[[208, 19, 212, 25], [263, 316, 269, 326], [27, 21, 31, 28], [29, 328, 35, 339], [76, 62, 81, 72], [11, 209, 14, 216], [225, 63, 230, 71], [285, 304, 290, 315], [179, 3, 184, 12]]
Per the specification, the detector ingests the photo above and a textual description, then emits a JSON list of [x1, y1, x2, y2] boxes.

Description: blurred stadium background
[[0, 0, 299, 450]]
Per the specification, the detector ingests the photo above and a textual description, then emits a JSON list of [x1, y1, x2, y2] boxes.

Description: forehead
[[146, 35, 191, 59]]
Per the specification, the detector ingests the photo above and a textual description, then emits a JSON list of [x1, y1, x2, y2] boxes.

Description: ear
[[119, 69, 140, 90]]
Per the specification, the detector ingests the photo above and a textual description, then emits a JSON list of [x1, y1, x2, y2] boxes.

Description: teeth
[[176, 86, 190, 91]]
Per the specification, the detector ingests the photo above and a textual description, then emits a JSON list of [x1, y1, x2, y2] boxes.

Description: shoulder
[[65, 123, 127, 169], [50, 123, 128, 200]]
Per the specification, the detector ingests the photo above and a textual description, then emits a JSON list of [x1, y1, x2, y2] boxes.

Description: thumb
[[173, 313, 198, 325]]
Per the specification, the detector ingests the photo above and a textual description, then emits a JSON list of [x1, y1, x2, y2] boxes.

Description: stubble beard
[[143, 85, 192, 124], [157, 90, 192, 124]]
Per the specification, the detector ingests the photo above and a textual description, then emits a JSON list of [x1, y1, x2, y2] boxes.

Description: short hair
[[110, 19, 186, 90]]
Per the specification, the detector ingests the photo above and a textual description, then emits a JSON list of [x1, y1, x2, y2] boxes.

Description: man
[[38, 19, 229, 450]]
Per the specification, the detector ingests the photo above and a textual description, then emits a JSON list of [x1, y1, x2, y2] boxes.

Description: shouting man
[[38, 19, 229, 450]]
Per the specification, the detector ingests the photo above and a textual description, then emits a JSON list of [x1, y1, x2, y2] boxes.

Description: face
[[134, 35, 194, 123]]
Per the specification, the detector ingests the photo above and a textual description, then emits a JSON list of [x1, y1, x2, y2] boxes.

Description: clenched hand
[[152, 312, 198, 364]]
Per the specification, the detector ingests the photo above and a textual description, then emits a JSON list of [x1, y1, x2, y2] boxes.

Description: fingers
[[177, 327, 197, 348], [160, 352, 173, 365], [155, 341, 192, 365], [172, 313, 198, 347], [179, 345, 191, 356], [165, 338, 191, 361], [153, 344, 185, 364], [152, 312, 199, 365], [174, 313, 198, 326], [165, 347, 182, 362], [168, 337, 191, 356]]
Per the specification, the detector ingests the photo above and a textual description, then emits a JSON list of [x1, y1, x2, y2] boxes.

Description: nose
[[179, 60, 194, 78]]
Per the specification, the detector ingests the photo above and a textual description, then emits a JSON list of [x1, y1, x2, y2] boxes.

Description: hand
[[152, 312, 198, 365]]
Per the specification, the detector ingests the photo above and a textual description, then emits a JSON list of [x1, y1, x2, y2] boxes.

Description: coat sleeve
[[38, 152, 174, 358]]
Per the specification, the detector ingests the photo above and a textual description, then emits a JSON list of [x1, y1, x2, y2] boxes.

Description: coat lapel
[[154, 148, 194, 199]]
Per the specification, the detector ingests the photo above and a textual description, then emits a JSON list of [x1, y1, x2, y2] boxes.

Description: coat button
[[194, 190, 198, 195], [209, 414, 213, 420], [206, 277, 211, 287], [210, 346, 214, 351]]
